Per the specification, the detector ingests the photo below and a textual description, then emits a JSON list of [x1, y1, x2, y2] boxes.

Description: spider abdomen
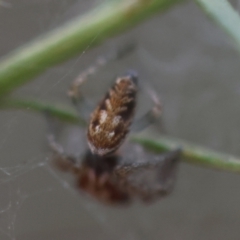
[[87, 73, 138, 156]]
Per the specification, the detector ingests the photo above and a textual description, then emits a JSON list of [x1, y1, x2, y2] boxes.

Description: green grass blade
[[133, 136, 240, 174], [2, 97, 240, 174], [0, 0, 183, 97], [0, 98, 82, 124], [195, 0, 240, 52]]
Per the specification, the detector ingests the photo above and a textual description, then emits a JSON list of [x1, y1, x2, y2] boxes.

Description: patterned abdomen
[[87, 73, 138, 156]]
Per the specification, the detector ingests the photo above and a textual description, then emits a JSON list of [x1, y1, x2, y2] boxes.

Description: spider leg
[[68, 43, 136, 120], [131, 88, 162, 132], [114, 148, 181, 202], [45, 112, 81, 174], [114, 148, 180, 176]]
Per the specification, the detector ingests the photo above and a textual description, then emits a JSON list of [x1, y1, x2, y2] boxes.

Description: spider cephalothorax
[[87, 72, 138, 156]]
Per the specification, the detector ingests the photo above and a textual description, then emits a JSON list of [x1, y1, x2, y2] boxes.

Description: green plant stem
[[133, 136, 240, 174], [195, 0, 240, 53], [0, 98, 82, 124], [0, 0, 183, 97], [1, 97, 240, 174]]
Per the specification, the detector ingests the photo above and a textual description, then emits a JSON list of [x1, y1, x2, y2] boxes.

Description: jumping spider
[[47, 46, 181, 205]]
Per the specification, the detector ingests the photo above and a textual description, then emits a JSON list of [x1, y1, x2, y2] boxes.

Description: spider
[[47, 45, 181, 205]]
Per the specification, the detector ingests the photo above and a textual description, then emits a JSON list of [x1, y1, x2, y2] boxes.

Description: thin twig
[[1, 97, 240, 174], [132, 136, 240, 174], [0, 98, 82, 124]]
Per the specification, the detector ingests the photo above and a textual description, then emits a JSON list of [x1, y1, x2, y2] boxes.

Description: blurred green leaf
[[0, 0, 184, 97], [195, 0, 240, 53]]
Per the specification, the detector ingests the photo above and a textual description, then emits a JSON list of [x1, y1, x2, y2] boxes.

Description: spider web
[[0, 1, 116, 239], [2, 0, 240, 240]]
